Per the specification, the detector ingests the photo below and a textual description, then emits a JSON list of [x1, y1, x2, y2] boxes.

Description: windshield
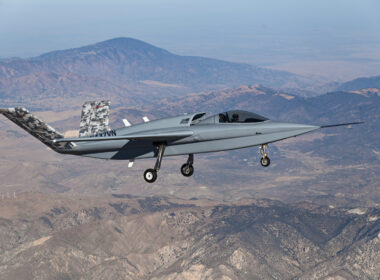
[[219, 110, 268, 123]]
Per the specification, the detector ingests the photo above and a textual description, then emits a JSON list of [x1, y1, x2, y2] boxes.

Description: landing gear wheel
[[144, 169, 157, 183], [143, 143, 166, 183], [181, 164, 194, 177], [260, 157, 271, 167]]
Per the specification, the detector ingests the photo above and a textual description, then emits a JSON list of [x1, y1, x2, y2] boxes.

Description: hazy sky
[[1, 0, 379, 79]]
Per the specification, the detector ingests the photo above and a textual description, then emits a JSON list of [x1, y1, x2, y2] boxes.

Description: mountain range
[[0, 193, 378, 280], [0, 37, 322, 108]]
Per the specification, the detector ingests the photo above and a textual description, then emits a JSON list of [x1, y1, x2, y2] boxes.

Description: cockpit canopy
[[218, 110, 268, 123], [196, 110, 268, 125]]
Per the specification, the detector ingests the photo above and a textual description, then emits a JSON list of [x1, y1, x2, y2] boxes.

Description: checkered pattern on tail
[[79, 101, 111, 137]]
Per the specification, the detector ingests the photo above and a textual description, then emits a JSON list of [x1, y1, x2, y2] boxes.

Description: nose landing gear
[[181, 154, 194, 177], [260, 144, 270, 167]]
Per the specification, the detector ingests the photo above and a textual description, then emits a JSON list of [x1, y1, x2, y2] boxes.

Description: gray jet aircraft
[[0, 101, 362, 183]]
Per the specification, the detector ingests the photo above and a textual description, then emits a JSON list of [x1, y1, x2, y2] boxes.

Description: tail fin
[[0, 107, 67, 150], [79, 101, 111, 137]]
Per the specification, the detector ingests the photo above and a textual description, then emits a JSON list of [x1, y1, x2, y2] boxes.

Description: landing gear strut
[[260, 144, 270, 167], [181, 154, 194, 177], [144, 143, 166, 183]]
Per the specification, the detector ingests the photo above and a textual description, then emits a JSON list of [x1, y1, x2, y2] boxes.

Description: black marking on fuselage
[[92, 129, 117, 137]]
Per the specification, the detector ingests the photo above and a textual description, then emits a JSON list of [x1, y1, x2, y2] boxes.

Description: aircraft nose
[[269, 122, 320, 133], [290, 124, 319, 130], [285, 123, 320, 135]]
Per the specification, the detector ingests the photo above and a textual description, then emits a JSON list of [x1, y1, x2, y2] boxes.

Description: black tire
[[181, 164, 194, 177], [144, 169, 157, 183], [260, 157, 270, 167]]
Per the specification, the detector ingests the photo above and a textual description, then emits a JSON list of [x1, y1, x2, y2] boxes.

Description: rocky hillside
[[0, 193, 378, 280]]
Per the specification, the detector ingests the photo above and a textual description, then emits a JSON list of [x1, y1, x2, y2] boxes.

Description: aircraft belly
[[164, 127, 318, 156]]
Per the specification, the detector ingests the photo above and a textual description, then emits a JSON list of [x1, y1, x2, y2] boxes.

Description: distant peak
[[36, 37, 171, 60], [88, 37, 169, 53], [95, 37, 152, 46]]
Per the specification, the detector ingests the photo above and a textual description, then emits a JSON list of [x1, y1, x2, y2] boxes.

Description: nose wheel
[[144, 143, 166, 183], [260, 156, 270, 167], [181, 154, 194, 177], [260, 144, 271, 167]]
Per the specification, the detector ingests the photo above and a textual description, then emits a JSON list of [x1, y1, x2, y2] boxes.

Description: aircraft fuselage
[[63, 120, 318, 160]]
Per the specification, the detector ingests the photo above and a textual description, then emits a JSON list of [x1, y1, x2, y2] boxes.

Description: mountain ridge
[[337, 75, 380, 91], [0, 37, 315, 102]]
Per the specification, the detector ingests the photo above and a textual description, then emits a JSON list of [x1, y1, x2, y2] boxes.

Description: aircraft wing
[[53, 130, 193, 143]]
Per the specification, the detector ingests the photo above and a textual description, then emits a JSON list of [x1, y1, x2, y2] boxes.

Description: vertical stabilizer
[[79, 101, 111, 137]]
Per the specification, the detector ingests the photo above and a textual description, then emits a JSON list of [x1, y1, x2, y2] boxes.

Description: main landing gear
[[143, 148, 195, 183], [181, 154, 194, 177], [260, 144, 271, 167], [144, 143, 166, 183]]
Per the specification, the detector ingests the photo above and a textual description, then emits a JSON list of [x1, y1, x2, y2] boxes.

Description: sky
[[1, 0, 379, 80]]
